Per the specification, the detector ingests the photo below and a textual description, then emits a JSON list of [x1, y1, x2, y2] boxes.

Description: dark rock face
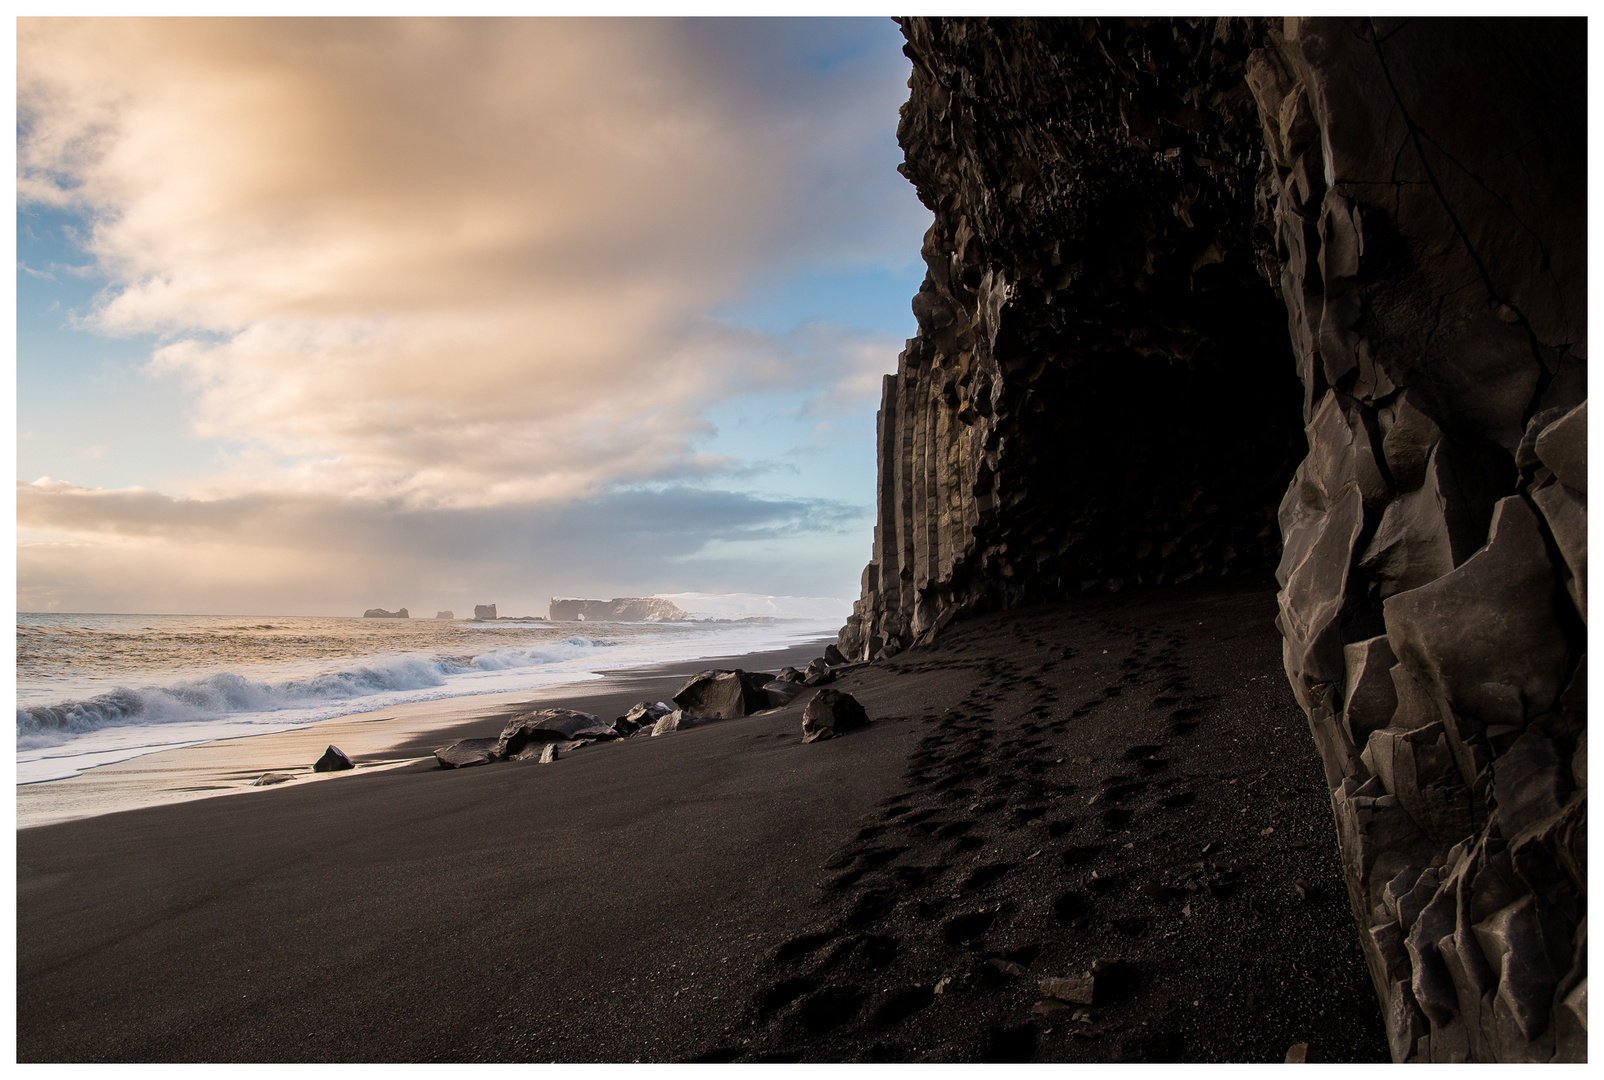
[[432, 737, 500, 769], [494, 709, 617, 759], [1257, 20, 1585, 1064], [615, 700, 675, 735], [801, 689, 870, 744], [839, 16, 1305, 661], [672, 670, 771, 719], [548, 597, 690, 622], [313, 745, 354, 772], [842, 16, 1585, 1062]]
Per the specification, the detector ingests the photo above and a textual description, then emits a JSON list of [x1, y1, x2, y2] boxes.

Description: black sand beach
[[17, 579, 1388, 1063]]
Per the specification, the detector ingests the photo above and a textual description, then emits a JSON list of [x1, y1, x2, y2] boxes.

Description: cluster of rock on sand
[[433, 649, 871, 769], [251, 744, 357, 787]]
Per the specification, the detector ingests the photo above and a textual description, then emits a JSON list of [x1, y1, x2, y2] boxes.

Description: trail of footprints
[[696, 621, 1227, 1062]]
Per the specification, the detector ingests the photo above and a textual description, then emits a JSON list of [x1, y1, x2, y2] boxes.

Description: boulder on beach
[[777, 666, 805, 684], [314, 745, 355, 771], [495, 709, 618, 759], [824, 644, 848, 666], [433, 737, 500, 769], [672, 670, 771, 719], [615, 700, 674, 735], [803, 658, 836, 686], [801, 689, 870, 743], [651, 709, 714, 736]]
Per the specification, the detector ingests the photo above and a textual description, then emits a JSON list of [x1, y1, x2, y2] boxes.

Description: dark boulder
[[803, 658, 836, 686], [495, 708, 617, 759], [777, 666, 806, 684], [651, 709, 714, 736], [313, 745, 355, 772], [433, 737, 500, 769], [615, 700, 674, 735], [801, 689, 870, 743], [672, 670, 768, 719], [823, 644, 848, 666]]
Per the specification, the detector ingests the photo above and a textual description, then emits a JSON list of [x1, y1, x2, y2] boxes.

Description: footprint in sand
[[1169, 707, 1203, 734], [871, 984, 935, 1027], [941, 909, 996, 944]]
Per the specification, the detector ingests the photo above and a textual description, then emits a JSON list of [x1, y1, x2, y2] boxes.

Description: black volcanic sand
[[16, 580, 1387, 1063]]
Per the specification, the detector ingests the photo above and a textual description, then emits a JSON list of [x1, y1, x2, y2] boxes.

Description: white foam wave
[[17, 638, 613, 749], [17, 616, 839, 785]]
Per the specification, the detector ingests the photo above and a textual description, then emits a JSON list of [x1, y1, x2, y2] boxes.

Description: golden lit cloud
[[19, 17, 916, 509]]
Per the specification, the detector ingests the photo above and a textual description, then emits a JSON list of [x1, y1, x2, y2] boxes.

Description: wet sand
[[16, 580, 1388, 1062]]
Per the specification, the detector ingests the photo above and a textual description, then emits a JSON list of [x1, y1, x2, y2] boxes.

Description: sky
[[15, 17, 931, 616]]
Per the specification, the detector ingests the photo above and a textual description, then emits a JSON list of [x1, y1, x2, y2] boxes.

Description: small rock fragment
[[251, 772, 295, 786], [539, 743, 558, 764], [314, 745, 355, 772], [1038, 976, 1095, 1005]]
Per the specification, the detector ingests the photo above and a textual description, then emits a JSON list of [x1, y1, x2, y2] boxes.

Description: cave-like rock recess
[[838, 17, 1585, 1063]]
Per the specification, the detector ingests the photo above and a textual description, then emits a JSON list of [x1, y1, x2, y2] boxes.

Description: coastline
[[15, 636, 835, 830], [18, 579, 1388, 1062]]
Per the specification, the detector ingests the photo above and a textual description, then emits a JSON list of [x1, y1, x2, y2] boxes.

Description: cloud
[[17, 478, 871, 615], [17, 17, 922, 508]]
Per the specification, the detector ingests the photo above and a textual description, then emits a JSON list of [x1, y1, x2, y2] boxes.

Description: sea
[[16, 594, 846, 786]]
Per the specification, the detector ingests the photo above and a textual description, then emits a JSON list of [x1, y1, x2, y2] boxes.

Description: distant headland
[[549, 597, 690, 622]]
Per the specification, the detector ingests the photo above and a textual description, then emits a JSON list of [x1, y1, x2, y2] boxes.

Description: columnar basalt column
[[840, 16, 1305, 662], [1253, 18, 1585, 1062], [840, 16, 1585, 1062]]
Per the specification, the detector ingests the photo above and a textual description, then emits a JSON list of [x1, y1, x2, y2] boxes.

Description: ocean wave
[[16, 636, 615, 748]]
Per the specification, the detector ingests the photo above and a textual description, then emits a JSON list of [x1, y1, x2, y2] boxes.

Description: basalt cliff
[[840, 17, 1585, 1062]]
